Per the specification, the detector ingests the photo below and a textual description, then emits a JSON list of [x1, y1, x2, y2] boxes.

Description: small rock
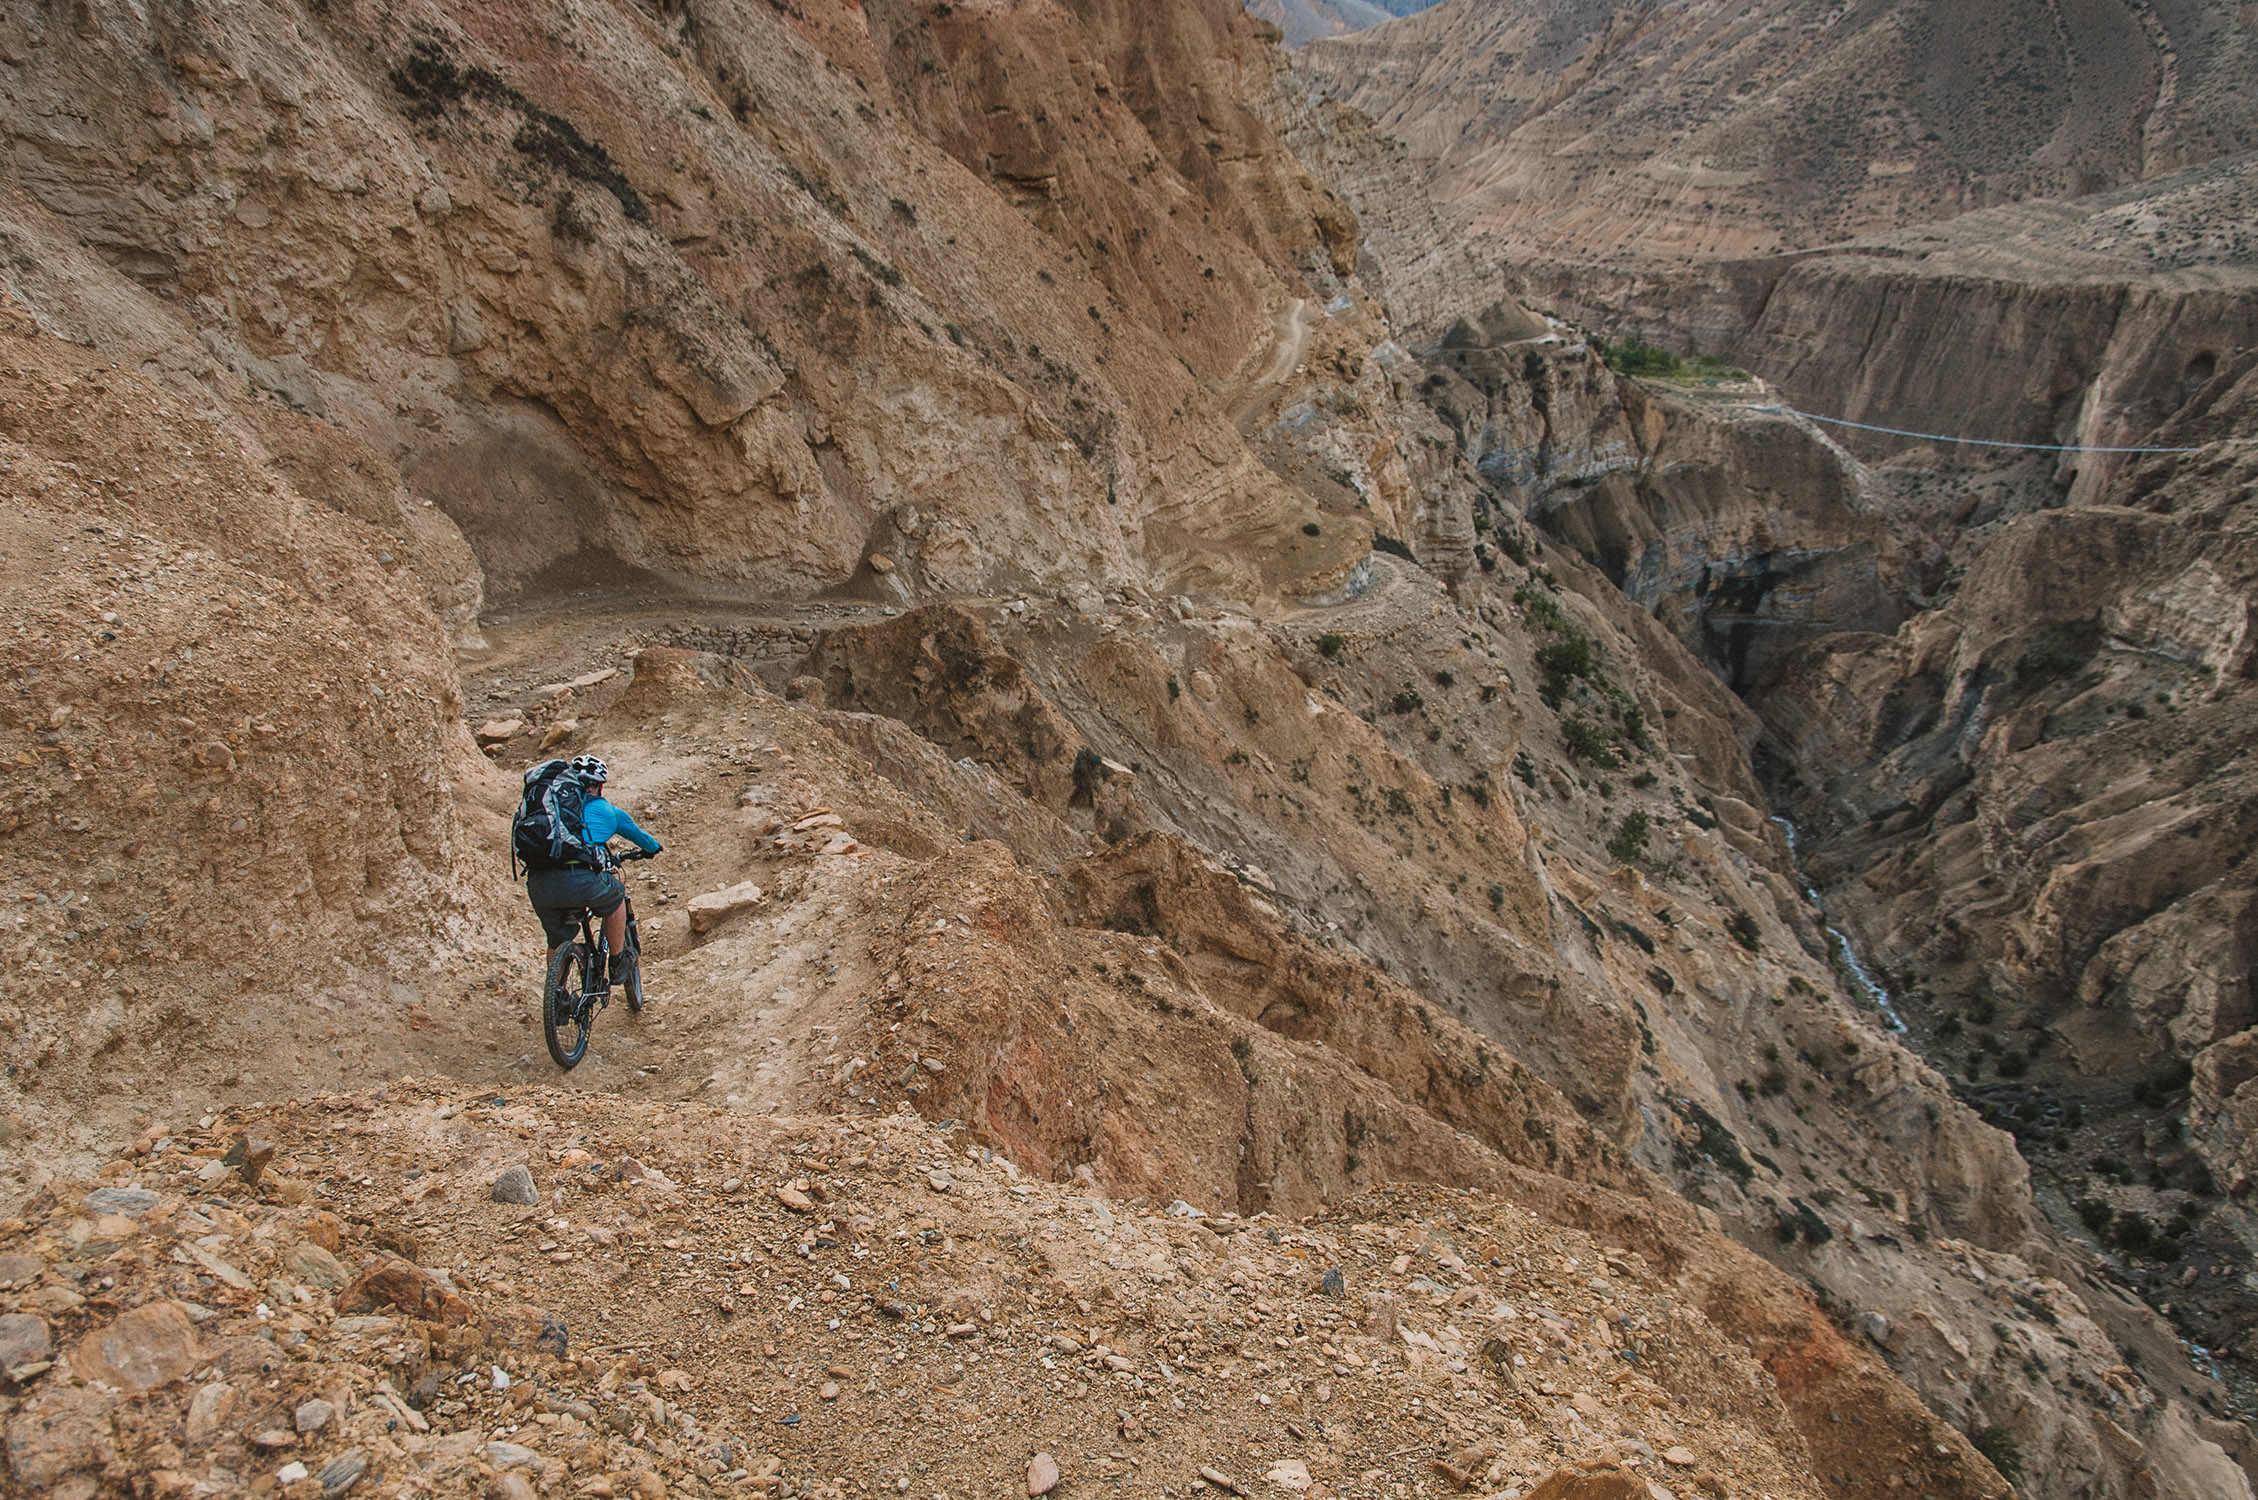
[[23, 1287, 82, 1316], [919, 1056, 946, 1074], [817, 1381, 839, 1401], [0, 1253, 42, 1289], [491, 1165, 540, 1206], [277, 1461, 310, 1484], [295, 1398, 335, 1433], [868, 553, 896, 575], [1860, 1311, 1890, 1346], [184, 1382, 238, 1446], [286, 1242, 350, 1290], [538, 719, 578, 751], [220, 1135, 276, 1186], [1319, 1267, 1345, 1297], [1200, 1466, 1248, 1496], [925, 1171, 952, 1193], [487, 1441, 539, 1469], [1662, 1447, 1697, 1468], [248, 1428, 297, 1450], [1265, 1460, 1311, 1492], [493, 1473, 540, 1500], [687, 881, 765, 935], [1028, 1452, 1061, 1496], [338, 1256, 474, 1326], [4, 1387, 116, 1487], [475, 719, 524, 745], [319, 1449, 371, 1497], [775, 1185, 815, 1213], [82, 1186, 160, 1217], [0, 1313, 51, 1373], [72, 1301, 201, 1392]]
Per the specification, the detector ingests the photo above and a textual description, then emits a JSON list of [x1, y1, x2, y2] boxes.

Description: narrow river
[[1770, 815, 1909, 1033]]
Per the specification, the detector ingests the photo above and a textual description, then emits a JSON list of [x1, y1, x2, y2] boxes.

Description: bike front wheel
[[622, 909, 644, 1013], [543, 943, 596, 1069]]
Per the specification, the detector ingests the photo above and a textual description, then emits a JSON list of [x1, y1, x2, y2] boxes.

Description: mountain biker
[[525, 755, 661, 988]]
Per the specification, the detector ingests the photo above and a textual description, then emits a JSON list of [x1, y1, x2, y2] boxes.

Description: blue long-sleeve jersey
[[582, 796, 660, 860]]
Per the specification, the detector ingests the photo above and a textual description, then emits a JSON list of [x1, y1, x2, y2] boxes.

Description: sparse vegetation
[[1606, 810, 1651, 863], [1970, 1426, 2024, 1485], [1725, 909, 1761, 952], [1599, 338, 1749, 383]]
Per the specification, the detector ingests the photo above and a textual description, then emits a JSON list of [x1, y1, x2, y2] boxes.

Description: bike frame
[[565, 890, 639, 1013]]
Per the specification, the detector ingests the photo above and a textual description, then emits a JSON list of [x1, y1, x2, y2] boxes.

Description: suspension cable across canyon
[[1749, 403, 2252, 454]]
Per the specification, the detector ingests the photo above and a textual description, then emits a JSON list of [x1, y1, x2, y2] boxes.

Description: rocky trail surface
[[2, 0, 2253, 1497], [8, 1088, 1840, 1500]]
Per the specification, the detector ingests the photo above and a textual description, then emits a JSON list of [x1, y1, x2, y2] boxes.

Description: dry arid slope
[[1242, 0, 1445, 50], [1293, 0, 2258, 1484], [1300, 0, 2258, 270], [0, 2, 2251, 1499]]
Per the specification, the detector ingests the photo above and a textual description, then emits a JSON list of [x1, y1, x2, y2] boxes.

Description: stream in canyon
[[1772, 816, 1908, 1034]]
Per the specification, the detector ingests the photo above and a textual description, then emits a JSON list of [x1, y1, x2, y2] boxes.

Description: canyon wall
[[0, 3, 2250, 1498]]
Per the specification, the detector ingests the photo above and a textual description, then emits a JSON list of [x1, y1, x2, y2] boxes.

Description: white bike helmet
[[568, 754, 610, 784]]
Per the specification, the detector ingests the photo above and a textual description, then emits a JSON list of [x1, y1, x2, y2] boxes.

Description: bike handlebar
[[618, 847, 658, 862]]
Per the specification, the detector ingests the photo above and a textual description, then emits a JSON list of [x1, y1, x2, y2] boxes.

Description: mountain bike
[[542, 849, 652, 1070]]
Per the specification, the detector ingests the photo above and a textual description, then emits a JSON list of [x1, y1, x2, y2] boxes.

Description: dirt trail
[[1230, 297, 1316, 431]]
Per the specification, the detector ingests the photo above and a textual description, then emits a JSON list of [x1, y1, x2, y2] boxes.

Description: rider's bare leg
[[603, 904, 628, 964]]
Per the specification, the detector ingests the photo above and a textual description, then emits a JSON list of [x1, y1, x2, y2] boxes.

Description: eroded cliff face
[[1301, 0, 2258, 271], [0, 4, 2247, 1499], [1, 0, 1384, 610], [1756, 353, 2258, 1238]]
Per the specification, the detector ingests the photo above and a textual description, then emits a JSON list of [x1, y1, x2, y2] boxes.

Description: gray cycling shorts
[[526, 866, 625, 948]]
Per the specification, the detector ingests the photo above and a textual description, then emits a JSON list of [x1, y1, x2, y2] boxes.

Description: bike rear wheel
[[543, 943, 596, 1069]]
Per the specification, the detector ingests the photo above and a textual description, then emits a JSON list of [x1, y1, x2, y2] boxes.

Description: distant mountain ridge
[[1244, 0, 1442, 48], [1299, 0, 2258, 265]]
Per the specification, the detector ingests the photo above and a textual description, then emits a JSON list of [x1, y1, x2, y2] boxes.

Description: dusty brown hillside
[[0, 0, 1370, 609], [1, 3, 2251, 1499], [1300, 0, 2258, 270], [0, 1091, 1863, 1500]]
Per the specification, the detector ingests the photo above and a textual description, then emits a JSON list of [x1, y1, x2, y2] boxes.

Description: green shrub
[[1317, 633, 1345, 659], [1561, 716, 1620, 768], [1373, 533, 1416, 562], [1970, 1426, 2024, 1484], [2073, 1197, 2113, 1234], [1537, 634, 1598, 686], [1725, 909, 1761, 952], [1606, 810, 1651, 863], [1601, 339, 1683, 378], [2111, 1211, 2153, 1252]]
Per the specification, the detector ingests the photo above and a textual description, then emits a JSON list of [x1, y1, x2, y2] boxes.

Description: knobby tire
[[544, 942, 595, 1069]]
